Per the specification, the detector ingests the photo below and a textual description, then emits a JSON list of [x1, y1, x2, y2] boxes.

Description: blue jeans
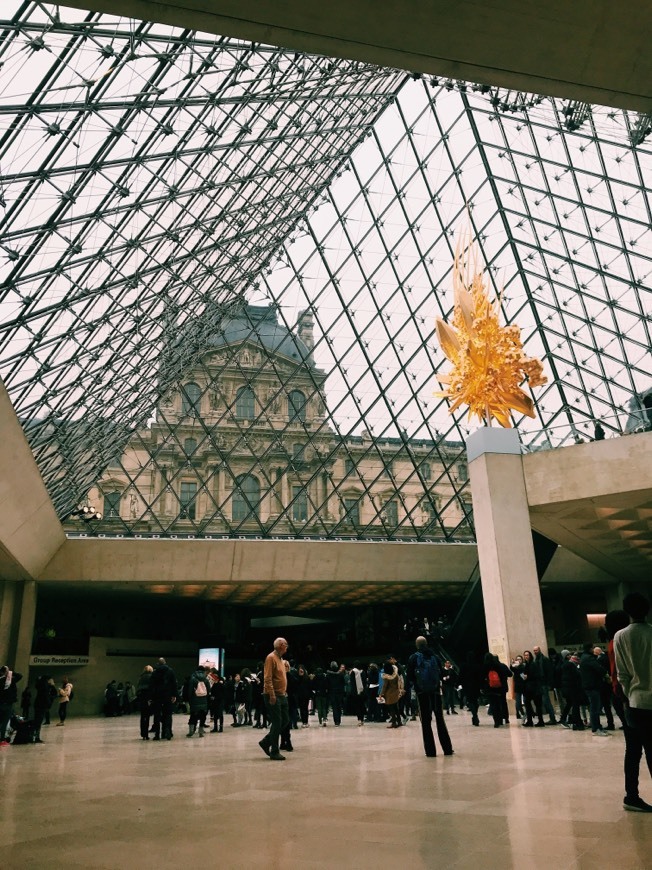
[[586, 689, 602, 732], [263, 695, 289, 754]]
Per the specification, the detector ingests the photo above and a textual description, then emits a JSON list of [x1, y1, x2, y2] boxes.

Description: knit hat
[[561, 649, 570, 659]]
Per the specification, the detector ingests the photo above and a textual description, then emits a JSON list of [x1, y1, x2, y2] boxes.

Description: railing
[[520, 411, 649, 453]]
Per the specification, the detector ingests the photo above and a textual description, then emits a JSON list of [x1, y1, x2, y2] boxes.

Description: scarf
[[353, 668, 364, 695]]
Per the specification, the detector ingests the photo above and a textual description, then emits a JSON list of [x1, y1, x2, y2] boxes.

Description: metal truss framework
[[0, 3, 650, 540]]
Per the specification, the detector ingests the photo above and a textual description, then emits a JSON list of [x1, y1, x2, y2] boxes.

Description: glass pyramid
[[1, 3, 650, 540]]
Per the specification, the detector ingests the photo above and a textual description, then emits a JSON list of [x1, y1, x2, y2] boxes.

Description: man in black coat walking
[[149, 657, 177, 740]]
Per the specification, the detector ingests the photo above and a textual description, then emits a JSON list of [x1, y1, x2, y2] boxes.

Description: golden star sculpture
[[435, 235, 547, 428]]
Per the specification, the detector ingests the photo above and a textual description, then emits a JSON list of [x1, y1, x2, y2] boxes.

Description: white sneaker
[[593, 729, 610, 736]]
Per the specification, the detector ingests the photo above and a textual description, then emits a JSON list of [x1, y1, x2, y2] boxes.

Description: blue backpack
[[414, 652, 439, 692]]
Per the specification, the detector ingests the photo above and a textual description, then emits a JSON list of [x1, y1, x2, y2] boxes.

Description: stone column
[[14, 580, 37, 678], [0, 581, 18, 665], [467, 428, 547, 660]]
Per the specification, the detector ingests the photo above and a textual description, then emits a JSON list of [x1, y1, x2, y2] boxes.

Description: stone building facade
[[75, 304, 471, 540]]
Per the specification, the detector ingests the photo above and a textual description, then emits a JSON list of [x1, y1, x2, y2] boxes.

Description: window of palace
[[288, 389, 306, 422], [422, 497, 439, 527], [235, 386, 256, 419], [184, 437, 197, 456], [292, 486, 308, 521], [180, 481, 198, 520], [181, 382, 201, 417], [103, 491, 121, 518], [458, 462, 468, 482], [381, 460, 393, 478], [344, 457, 356, 476], [383, 499, 398, 526], [342, 497, 360, 527], [420, 461, 431, 480], [293, 443, 305, 461], [233, 473, 260, 521]]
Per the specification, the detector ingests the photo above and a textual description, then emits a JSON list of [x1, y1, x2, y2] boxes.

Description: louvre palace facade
[[72, 303, 471, 541]]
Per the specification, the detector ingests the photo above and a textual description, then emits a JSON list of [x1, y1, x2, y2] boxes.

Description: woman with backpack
[[186, 665, 210, 737], [483, 653, 511, 727]]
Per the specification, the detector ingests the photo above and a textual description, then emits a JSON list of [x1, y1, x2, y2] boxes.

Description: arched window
[[183, 437, 197, 456], [288, 390, 306, 422], [181, 382, 201, 417], [232, 474, 260, 522], [421, 462, 431, 481], [235, 386, 256, 419]]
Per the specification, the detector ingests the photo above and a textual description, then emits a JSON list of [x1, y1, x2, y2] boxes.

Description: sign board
[[29, 655, 90, 666], [489, 635, 508, 663]]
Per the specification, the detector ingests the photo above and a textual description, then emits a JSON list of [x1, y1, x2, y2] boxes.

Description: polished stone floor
[[0, 710, 649, 870]]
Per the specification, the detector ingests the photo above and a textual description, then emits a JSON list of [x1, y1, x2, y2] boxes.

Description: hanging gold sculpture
[[435, 233, 547, 428]]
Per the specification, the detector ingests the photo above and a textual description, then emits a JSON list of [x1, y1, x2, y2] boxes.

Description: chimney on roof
[[296, 308, 315, 354]]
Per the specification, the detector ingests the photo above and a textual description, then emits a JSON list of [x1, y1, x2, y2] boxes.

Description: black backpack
[[11, 716, 35, 745], [414, 652, 439, 692]]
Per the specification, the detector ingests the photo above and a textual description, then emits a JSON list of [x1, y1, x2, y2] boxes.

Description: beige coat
[[379, 667, 400, 705]]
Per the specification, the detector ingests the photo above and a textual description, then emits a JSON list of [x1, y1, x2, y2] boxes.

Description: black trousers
[[353, 692, 366, 723], [152, 699, 174, 738], [524, 693, 543, 724], [623, 704, 652, 800], [139, 701, 151, 738], [330, 694, 344, 726], [560, 693, 583, 726], [416, 691, 453, 756]]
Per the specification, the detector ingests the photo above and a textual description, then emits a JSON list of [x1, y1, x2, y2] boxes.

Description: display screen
[[198, 647, 225, 677]]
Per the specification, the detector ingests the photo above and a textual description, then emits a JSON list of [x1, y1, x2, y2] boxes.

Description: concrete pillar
[[0, 581, 18, 664], [14, 580, 37, 678], [467, 428, 547, 661]]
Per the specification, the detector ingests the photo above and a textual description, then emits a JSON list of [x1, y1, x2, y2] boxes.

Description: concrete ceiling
[[61, 0, 652, 111], [524, 432, 652, 583], [37, 538, 479, 609]]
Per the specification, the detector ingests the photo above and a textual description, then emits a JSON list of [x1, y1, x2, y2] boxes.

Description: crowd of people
[[1, 592, 650, 813], [0, 672, 73, 745]]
